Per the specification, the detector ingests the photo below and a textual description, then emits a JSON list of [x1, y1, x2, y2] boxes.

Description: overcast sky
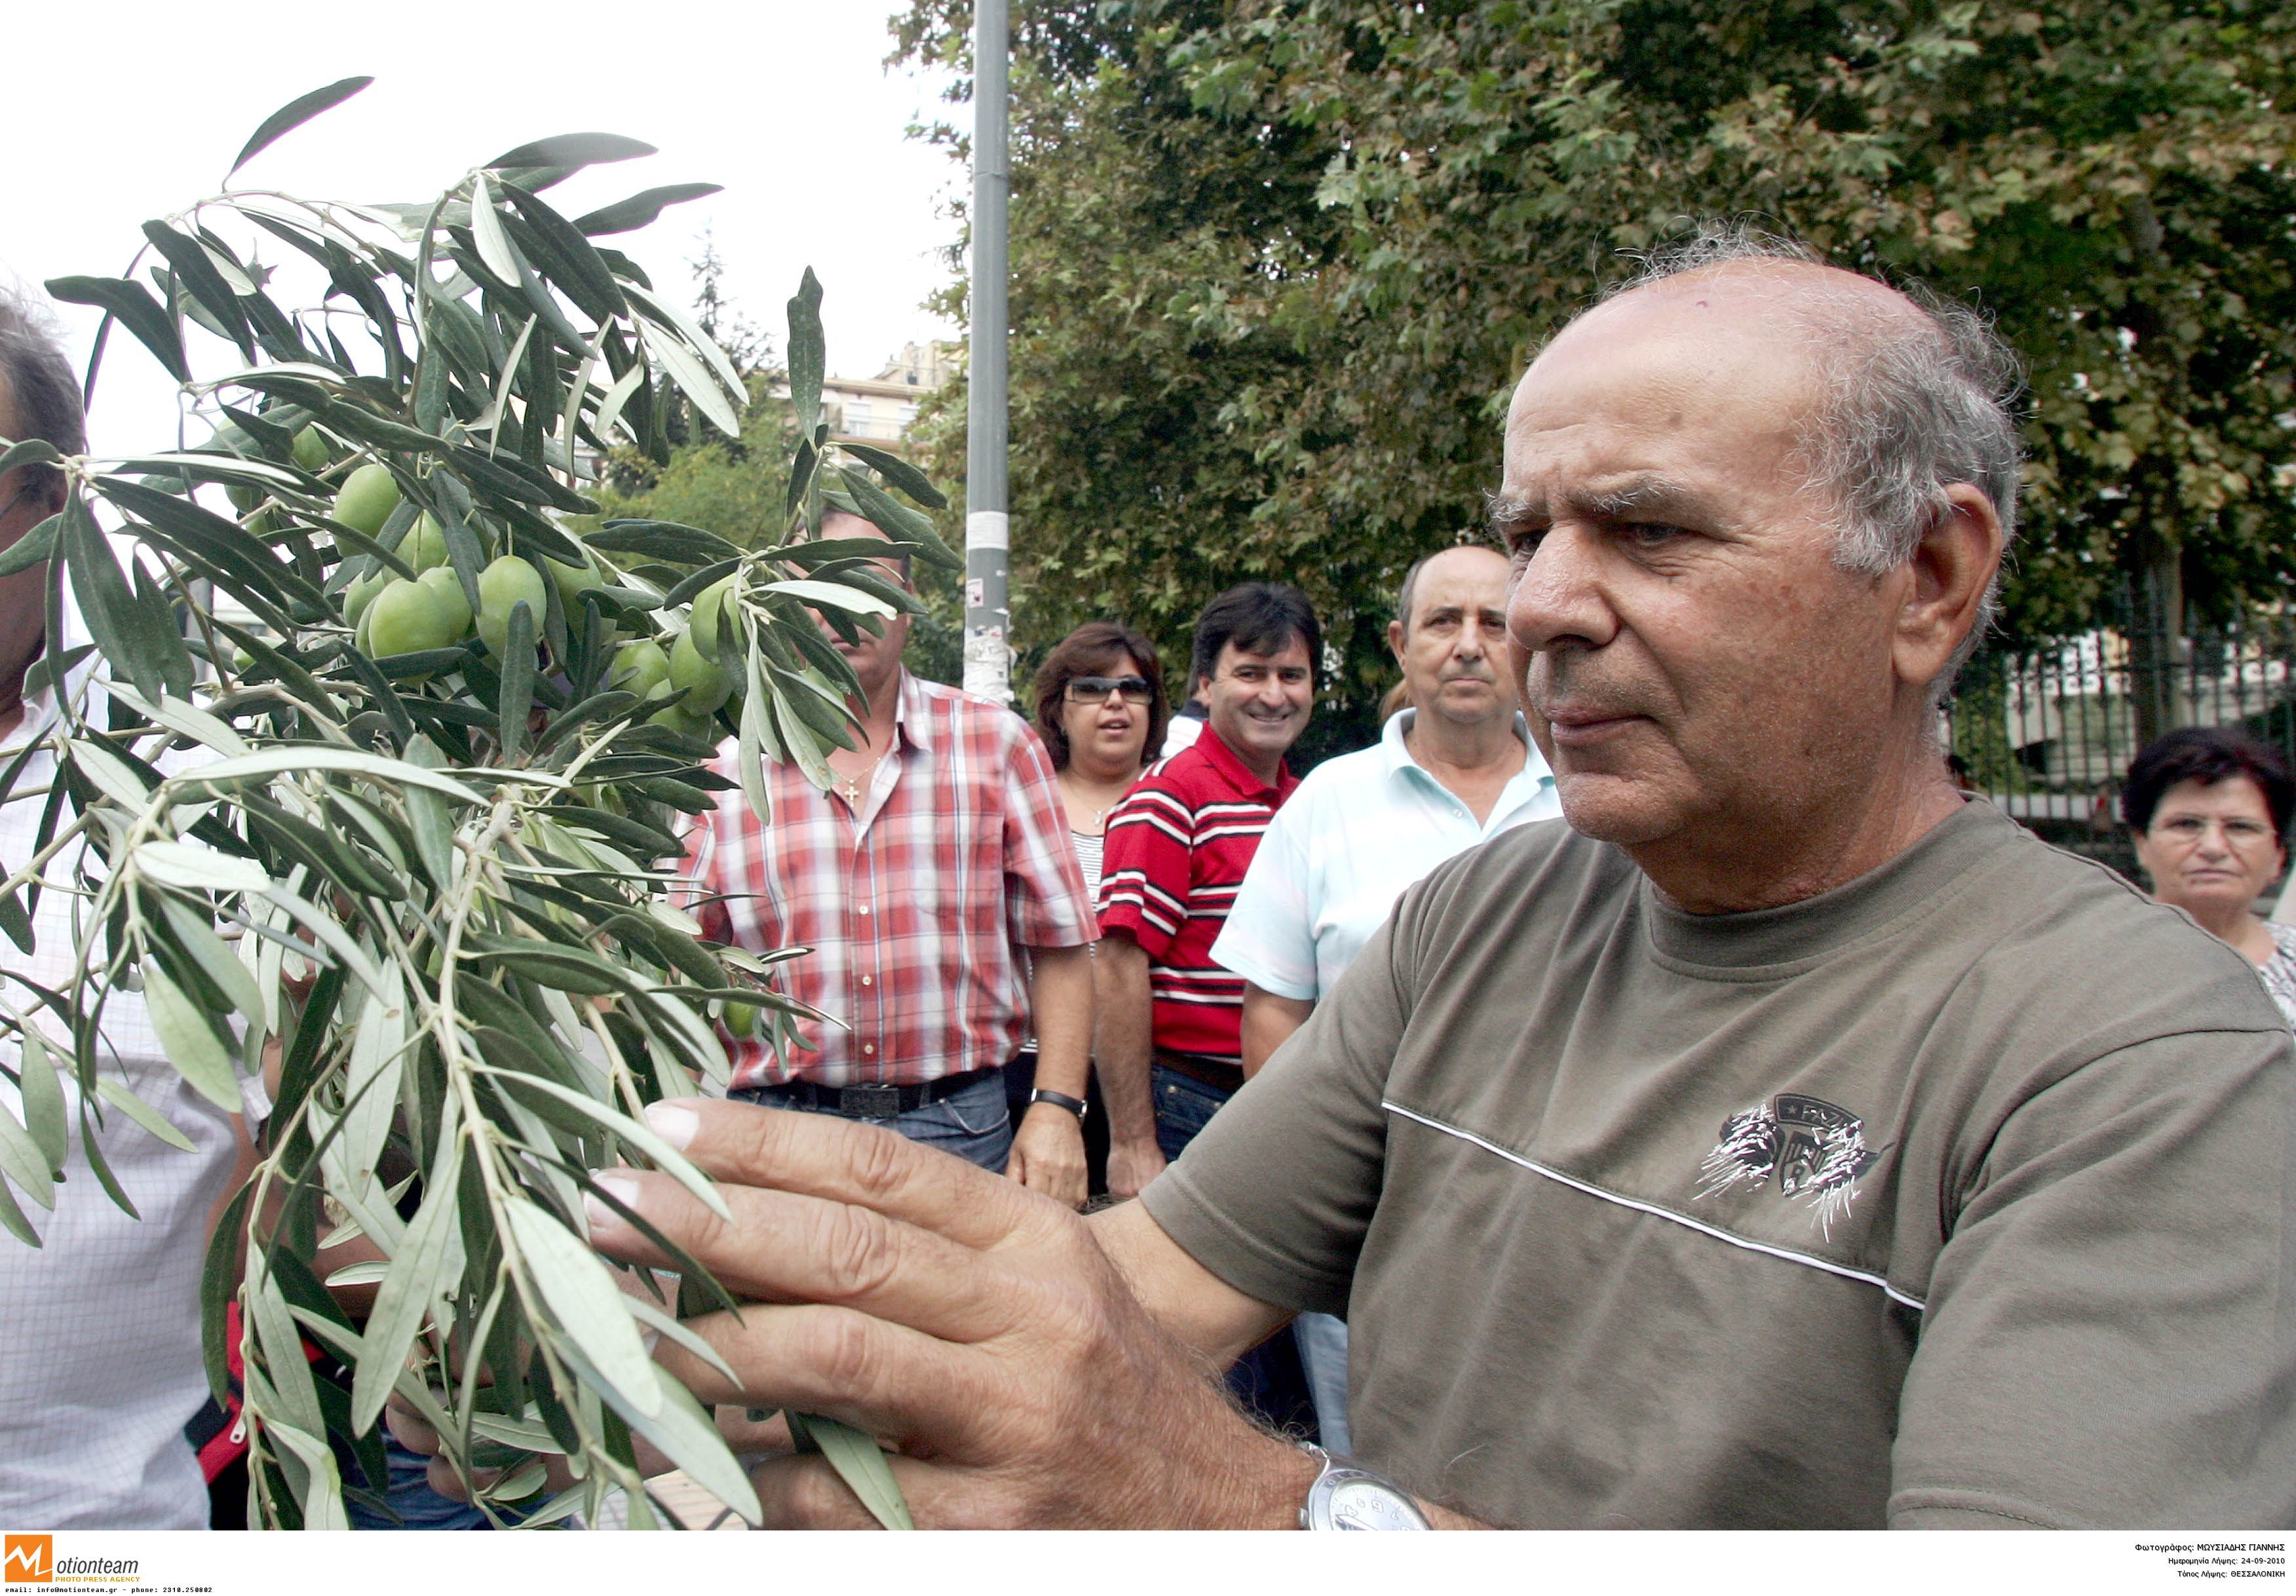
[[7, 1, 963, 459]]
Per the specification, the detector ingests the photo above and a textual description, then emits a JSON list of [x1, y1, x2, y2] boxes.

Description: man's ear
[[1892, 483, 2004, 691], [1195, 673, 1214, 703], [1387, 617, 1407, 668]]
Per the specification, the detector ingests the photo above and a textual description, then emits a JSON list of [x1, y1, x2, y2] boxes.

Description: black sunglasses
[[1064, 675, 1154, 706]]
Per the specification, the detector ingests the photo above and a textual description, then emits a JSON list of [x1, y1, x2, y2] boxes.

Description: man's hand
[[1105, 1135, 1167, 1200], [584, 1097, 1316, 1528], [1003, 1101, 1088, 1209]]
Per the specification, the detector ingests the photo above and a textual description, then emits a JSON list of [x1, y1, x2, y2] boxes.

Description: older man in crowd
[[683, 510, 1099, 1207], [579, 232, 2293, 1529], [1212, 542, 1560, 1453], [0, 294, 267, 1529]]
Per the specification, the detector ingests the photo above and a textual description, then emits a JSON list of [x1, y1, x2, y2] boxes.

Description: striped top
[[1098, 727, 1299, 1063], [1071, 829, 1107, 903]]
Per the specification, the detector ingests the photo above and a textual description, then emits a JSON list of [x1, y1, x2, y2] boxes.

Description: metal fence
[[1940, 599, 2296, 882]]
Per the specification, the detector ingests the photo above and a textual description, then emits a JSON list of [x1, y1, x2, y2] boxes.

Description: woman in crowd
[[1010, 622, 1170, 1193], [2122, 726, 2296, 1023]]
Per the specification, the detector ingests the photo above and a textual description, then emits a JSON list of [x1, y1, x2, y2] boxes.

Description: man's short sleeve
[[1097, 774, 1196, 960], [1139, 899, 1419, 1316], [678, 780, 733, 946], [1003, 718, 1097, 949], [1890, 1025, 2296, 1529], [1210, 799, 1319, 1000]]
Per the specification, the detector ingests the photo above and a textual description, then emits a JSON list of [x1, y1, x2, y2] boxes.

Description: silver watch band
[[1298, 1443, 1433, 1530]]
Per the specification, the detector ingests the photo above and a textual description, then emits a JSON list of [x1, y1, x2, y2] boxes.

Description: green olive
[[475, 555, 548, 657], [332, 464, 402, 537]]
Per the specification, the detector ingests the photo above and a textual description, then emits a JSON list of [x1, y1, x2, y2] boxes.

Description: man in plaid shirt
[[683, 513, 1100, 1207]]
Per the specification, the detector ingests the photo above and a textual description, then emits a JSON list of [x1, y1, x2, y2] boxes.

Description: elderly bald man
[[563, 231, 2294, 1530]]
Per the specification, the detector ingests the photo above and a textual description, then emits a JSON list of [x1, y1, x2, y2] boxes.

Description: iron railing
[[1941, 598, 2296, 882]]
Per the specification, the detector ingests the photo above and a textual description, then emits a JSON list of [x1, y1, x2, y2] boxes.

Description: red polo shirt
[[1096, 727, 1299, 1065]]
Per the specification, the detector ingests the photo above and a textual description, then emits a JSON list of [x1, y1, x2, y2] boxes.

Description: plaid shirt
[[685, 671, 1097, 1091], [1097, 727, 1298, 1064]]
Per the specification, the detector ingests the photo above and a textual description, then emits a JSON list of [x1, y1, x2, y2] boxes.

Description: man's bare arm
[[1240, 983, 1315, 1080], [1007, 943, 1092, 1208], [1093, 932, 1166, 1197]]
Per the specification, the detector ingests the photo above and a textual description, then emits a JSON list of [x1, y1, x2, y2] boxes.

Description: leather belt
[[751, 1065, 1003, 1121], [1153, 1048, 1244, 1095]]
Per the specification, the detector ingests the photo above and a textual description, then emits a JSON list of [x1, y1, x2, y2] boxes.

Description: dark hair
[[1189, 582, 1322, 689], [1031, 621, 1168, 770], [2120, 727, 2296, 839], [0, 291, 86, 502]]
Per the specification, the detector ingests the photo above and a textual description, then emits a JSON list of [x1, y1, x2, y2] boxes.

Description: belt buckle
[[841, 1084, 901, 1120]]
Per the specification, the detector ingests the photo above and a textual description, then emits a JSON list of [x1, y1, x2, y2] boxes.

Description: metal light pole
[[963, 0, 1011, 703]]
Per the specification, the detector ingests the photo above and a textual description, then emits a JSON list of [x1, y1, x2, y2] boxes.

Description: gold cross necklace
[[837, 749, 885, 808]]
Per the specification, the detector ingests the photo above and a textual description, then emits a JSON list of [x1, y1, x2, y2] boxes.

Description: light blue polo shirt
[[1212, 709, 1562, 1001]]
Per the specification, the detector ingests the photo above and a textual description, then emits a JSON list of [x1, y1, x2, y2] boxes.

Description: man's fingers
[[638, 1098, 1053, 1252], [748, 1451, 885, 1530], [385, 1397, 439, 1458], [645, 1301, 1013, 1458], [748, 1450, 1010, 1530], [587, 1170, 1021, 1343], [1009, 1114, 1089, 1210]]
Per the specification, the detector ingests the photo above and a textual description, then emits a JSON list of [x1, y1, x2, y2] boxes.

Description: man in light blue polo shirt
[[1212, 542, 1561, 1451]]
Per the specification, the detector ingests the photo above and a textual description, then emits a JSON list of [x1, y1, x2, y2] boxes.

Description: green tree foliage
[[896, 0, 2296, 750], [592, 249, 968, 687]]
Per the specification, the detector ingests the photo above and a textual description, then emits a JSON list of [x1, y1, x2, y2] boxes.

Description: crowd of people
[[4, 222, 2296, 1532]]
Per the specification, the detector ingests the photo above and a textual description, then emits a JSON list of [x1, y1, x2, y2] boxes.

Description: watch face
[[1326, 1476, 1426, 1531]]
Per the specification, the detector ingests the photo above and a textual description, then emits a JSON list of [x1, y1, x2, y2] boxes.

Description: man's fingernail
[[644, 1101, 700, 1150], [584, 1170, 640, 1237]]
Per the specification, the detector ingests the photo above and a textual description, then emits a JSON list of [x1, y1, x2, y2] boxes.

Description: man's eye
[[1624, 522, 1687, 547]]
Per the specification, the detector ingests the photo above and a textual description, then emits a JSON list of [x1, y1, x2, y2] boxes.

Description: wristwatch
[[1299, 1445, 1432, 1530], [1027, 1088, 1088, 1120]]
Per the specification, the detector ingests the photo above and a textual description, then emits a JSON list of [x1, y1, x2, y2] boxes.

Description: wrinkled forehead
[[818, 508, 909, 586], [1497, 270, 1914, 508], [1409, 546, 1511, 620], [1512, 261, 1919, 426]]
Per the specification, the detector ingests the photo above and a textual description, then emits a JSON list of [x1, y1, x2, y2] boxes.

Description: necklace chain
[[837, 747, 886, 808]]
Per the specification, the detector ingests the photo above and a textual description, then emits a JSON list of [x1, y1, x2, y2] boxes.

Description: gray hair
[[1616, 223, 2023, 680], [0, 288, 87, 499]]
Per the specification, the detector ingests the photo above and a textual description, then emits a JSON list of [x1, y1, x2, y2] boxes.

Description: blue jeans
[[1149, 1065, 1322, 1440], [346, 1434, 497, 1530], [1293, 1312, 1352, 1456], [1151, 1063, 1231, 1164], [737, 1070, 1012, 1171]]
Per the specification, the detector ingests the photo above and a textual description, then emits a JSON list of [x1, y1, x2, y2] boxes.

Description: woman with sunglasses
[[2122, 726, 2296, 1024], [1008, 624, 1171, 1192]]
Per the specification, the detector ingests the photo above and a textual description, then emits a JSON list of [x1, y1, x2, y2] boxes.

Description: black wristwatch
[[1027, 1088, 1088, 1121]]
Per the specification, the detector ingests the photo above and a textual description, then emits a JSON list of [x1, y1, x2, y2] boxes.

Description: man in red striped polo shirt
[[1096, 583, 1320, 1195], [1096, 582, 1321, 1433]]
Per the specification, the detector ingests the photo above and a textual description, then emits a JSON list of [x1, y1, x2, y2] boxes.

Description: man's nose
[[1506, 525, 1620, 658]]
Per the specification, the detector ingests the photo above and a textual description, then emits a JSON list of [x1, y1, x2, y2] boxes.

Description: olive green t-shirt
[[1141, 802, 2296, 1528]]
